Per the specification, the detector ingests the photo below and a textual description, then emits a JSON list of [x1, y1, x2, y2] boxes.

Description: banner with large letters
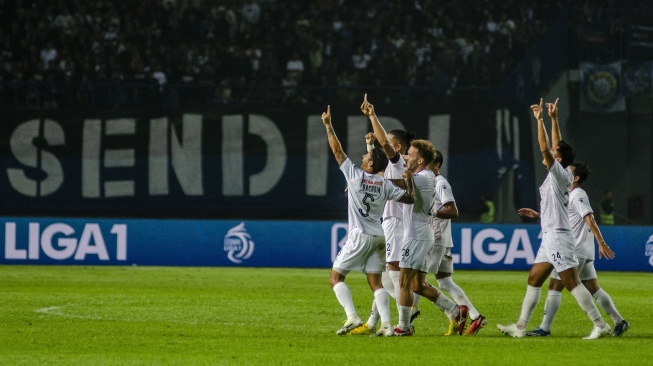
[[0, 102, 535, 220], [1, 217, 651, 271]]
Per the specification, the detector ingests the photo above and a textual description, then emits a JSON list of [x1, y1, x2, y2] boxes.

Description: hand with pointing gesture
[[360, 93, 375, 117], [546, 98, 559, 120], [530, 98, 544, 121], [321, 105, 332, 126]]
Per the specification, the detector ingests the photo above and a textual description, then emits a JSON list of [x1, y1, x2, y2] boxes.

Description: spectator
[[39, 41, 58, 70], [0, 0, 620, 109], [241, 0, 261, 26], [351, 46, 371, 70], [480, 194, 496, 223]]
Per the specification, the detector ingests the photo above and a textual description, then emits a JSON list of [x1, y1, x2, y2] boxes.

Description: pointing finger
[[327, 105, 330, 115]]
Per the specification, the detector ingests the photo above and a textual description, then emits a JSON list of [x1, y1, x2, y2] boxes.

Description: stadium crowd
[[0, 0, 641, 109]]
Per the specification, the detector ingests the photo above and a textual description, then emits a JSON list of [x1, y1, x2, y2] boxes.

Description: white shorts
[[534, 230, 578, 273], [425, 245, 446, 274], [382, 217, 403, 263], [399, 239, 430, 272], [333, 227, 386, 274], [438, 248, 454, 274], [551, 258, 597, 281]]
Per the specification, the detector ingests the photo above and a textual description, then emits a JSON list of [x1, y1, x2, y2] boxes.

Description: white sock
[[413, 293, 421, 308], [517, 285, 541, 329], [398, 305, 411, 329], [437, 277, 480, 320], [540, 290, 561, 332], [381, 271, 396, 299], [434, 293, 458, 319], [570, 285, 606, 328], [374, 288, 392, 324], [389, 270, 401, 310], [366, 300, 380, 329], [333, 282, 357, 319], [593, 288, 624, 326]]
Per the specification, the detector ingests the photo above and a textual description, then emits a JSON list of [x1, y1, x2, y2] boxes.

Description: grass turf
[[1, 265, 650, 365]]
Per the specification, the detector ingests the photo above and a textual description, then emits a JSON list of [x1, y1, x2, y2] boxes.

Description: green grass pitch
[[1, 265, 651, 365]]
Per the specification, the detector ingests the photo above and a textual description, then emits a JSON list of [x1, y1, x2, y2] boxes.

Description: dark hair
[[433, 150, 444, 168], [388, 129, 416, 154], [557, 140, 575, 168], [570, 162, 590, 185], [410, 139, 436, 166], [370, 147, 389, 173]]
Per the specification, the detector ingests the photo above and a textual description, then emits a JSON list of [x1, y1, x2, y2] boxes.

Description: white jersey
[[382, 154, 407, 220], [429, 174, 455, 248], [340, 158, 406, 236], [568, 187, 595, 260], [539, 160, 573, 232], [403, 169, 436, 241]]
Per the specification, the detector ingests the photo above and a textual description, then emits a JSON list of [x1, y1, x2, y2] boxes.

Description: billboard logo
[[645, 234, 653, 267], [223, 222, 255, 264]]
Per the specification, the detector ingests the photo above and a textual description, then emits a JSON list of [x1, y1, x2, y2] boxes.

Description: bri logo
[[223, 222, 255, 264], [645, 234, 653, 267]]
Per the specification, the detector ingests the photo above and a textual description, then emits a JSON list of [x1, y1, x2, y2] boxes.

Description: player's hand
[[546, 98, 559, 120], [517, 208, 539, 218], [321, 105, 331, 126], [530, 98, 544, 120], [365, 132, 376, 145], [360, 93, 374, 116], [598, 241, 615, 260]]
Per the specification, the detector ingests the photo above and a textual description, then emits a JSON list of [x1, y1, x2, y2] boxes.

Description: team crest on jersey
[[223, 222, 255, 264]]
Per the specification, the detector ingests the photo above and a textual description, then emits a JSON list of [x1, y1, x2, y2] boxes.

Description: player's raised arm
[[322, 105, 347, 166], [365, 132, 376, 152], [361, 94, 397, 159], [547, 98, 561, 146], [583, 213, 615, 260], [532, 98, 554, 169]]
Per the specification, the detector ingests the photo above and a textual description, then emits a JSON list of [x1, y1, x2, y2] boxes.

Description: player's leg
[[497, 251, 552, 338], [437, 271, 485, 335], [554, 236, 610, 339], [395, 267, 418, 335], [330, 229, 367, 335], [330, 269, 362, 335], [580, 261, 629, 336], [558, 267, 610, 339], [382, 216, 403, 300], [419, 245, 468, 334], [366, 272, 393, 336], [528, 275, 564, 336], [363, 240, 393, 336]]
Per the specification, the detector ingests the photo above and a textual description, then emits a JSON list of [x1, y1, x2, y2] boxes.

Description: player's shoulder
[[571, 187, 589, 201], [435, 174, 450, 185]]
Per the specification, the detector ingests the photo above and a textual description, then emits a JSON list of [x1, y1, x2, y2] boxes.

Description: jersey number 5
[[358, 193, 375, 217]]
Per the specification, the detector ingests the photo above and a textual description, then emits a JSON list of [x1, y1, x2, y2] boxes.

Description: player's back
[[340, 158, 405, 236]]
